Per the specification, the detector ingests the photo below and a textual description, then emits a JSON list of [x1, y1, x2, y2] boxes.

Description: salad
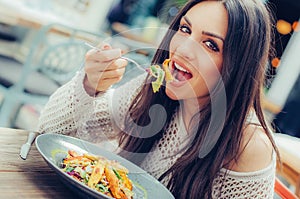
[[148, 59, 174, 93], [61, 150, 133, 199]]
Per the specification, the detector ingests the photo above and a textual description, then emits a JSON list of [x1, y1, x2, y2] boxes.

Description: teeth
[[174, 62, 190, 73]]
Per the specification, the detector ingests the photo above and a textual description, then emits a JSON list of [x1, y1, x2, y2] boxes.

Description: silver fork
[[84, 42, 146, 71]]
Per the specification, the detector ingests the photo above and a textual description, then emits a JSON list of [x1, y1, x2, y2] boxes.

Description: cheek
[[169, 34, 181, 54], [200, 68, 221, 93], [194, 63, 222, 92]]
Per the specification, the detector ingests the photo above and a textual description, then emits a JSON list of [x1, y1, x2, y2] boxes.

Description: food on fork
[[148, 65, 165, 93], [61, 150, 133, 199], [162, 59, 174, 82], [148, 59, 173, 93]]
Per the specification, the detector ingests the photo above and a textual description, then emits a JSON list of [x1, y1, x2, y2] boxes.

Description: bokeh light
[[276, 19, 292, 35], [292, 21, 299, 32], [271, 57, 280, 68]]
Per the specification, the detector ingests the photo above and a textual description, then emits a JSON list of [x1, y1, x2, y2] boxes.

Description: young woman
[[38, 0, 279, 198]]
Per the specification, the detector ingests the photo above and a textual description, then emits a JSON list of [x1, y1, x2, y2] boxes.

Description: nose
[[173, 38, 197, 61]]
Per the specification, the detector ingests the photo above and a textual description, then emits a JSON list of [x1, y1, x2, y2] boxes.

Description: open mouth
[[171, 61, 193, 81]]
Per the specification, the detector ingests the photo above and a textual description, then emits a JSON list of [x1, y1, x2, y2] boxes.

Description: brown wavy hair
[[118, 0, 279, 198]]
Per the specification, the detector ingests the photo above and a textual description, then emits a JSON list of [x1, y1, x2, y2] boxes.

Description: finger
[[85, 42, 112, 58], [87, 48, 122, 62], [97, 67, 126, 79], [96, 42, 111, 49], [88, 67, 125, 82], [85, 60, 126, 83], [84, 60, 102, 74], [101, 42, 111, 50], [95, 76, 123, 91], [88, 73, 122, 92], [90, 58, 127, 72], [85, 58, 127, 74], [103, 58, 127, 71]]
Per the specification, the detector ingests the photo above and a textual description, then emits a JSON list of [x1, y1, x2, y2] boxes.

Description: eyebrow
[[183, 16, 192, 26], [202, 31, 225, 43], [182, 15, 225, 43]]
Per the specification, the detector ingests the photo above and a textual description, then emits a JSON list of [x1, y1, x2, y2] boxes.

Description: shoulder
[[228, 124, 274, 172]]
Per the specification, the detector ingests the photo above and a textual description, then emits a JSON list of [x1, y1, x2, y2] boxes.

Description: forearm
[[38, 70, 146, 144], [37, 70, 115, 140]]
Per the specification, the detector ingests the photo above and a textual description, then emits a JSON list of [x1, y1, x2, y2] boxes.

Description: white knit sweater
[[38, 70, 276, 198]]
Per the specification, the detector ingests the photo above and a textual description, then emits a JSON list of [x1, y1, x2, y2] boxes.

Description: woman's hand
[[84, 43, 127, 95]]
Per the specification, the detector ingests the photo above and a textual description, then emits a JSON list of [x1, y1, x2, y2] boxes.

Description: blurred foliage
[[176, 0, 188, 7], [156, 0, 188, 24]]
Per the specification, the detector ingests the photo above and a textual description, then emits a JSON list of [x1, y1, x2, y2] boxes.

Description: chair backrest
[[14, 23, 107, 92], [38, 41, 86, 84], [0, 22, 156, 128], [274, 177, 299, 199]]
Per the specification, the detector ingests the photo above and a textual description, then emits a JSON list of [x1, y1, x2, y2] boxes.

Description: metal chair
[[0, 23, 106, 127], [275, 133, 300, 198], [275, 177, 299, 199]]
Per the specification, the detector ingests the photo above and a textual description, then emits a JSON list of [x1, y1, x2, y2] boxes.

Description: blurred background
[[0, 0, 299, 197], [0, 0, 191, 130]]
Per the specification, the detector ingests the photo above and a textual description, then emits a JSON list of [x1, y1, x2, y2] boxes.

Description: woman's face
[[166, 1, 228, 101]]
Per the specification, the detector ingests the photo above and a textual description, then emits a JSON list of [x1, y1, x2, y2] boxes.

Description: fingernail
[[102, 45, 110, 50], [101, 42, 111, 50]]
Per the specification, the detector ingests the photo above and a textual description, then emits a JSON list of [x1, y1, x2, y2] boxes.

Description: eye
[[178, 24, 191, 34], [204, 40, 220, 52]]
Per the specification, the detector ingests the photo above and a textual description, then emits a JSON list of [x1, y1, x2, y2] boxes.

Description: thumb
[[99, 42, 111, 50]]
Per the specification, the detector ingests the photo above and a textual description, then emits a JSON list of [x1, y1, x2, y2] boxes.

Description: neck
[[181, 97, 207, 132]]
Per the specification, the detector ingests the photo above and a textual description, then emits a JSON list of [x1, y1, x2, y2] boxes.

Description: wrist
[[83, 75, 105, 96]]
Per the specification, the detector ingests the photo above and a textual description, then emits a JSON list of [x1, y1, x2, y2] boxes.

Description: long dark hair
[[118, 0, 279, 198]]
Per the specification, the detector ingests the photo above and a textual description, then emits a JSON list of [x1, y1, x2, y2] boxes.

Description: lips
[[172, 61, 192, 81]]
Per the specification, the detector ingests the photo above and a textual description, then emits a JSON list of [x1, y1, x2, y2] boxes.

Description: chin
[[165, 87, 180, 100]]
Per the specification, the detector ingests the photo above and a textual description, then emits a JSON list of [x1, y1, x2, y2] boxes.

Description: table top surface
[[0, 127, 81, 198], [3, 128, 299, 198]]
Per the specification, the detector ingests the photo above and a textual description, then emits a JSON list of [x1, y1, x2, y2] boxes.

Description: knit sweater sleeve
[[37, 70, 146, 143], [212, 153, 276, 199]]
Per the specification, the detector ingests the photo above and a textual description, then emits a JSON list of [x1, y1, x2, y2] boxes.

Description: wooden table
[[0, 127, 81, 198]]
